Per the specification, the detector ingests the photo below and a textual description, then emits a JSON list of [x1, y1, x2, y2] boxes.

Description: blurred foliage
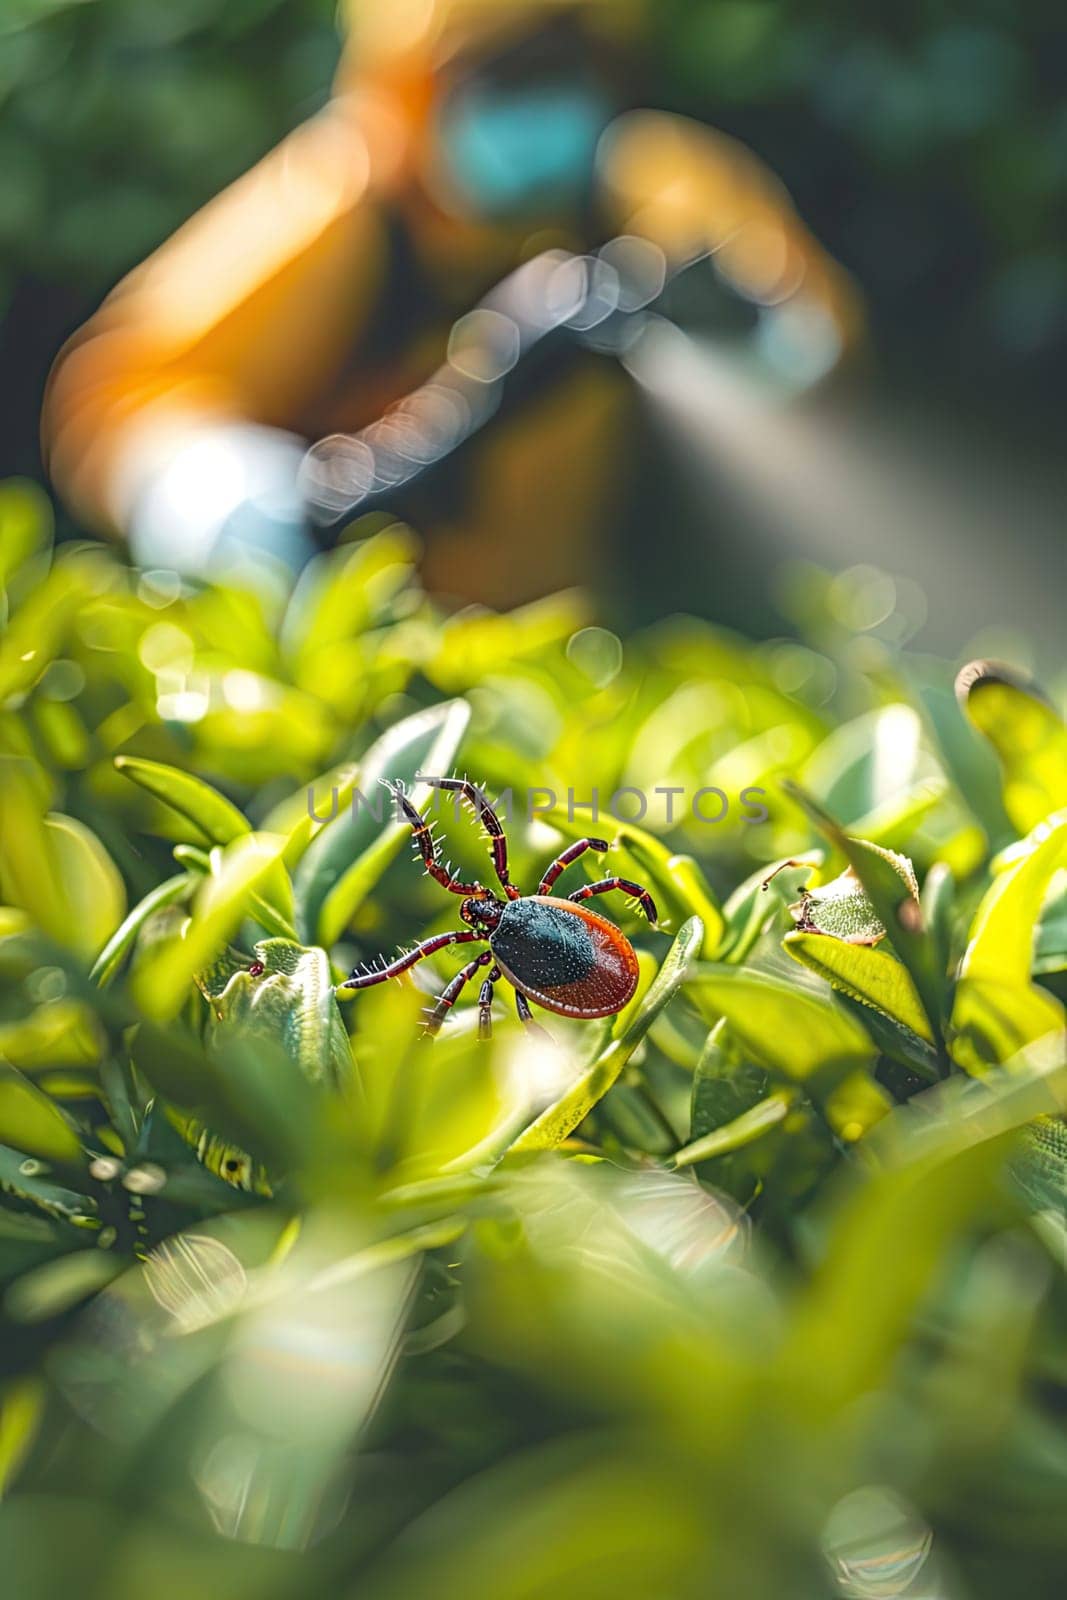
[[1, 476, 1066, 1596], [0, 0, 339, 298]]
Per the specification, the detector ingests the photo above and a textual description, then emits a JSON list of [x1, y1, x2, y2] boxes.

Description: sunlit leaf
[[89, 874, 193, 988], [0, 1001, 100, 1071], [0, 758, 70, 948], [131, 833, 288, 1021], [782, 782, 946, 1039], [113, 755, 249, 846], [800, 703, 935, 832], [783, 931, 935, 1042], [690, 963, 876, 1080], [951, 811, 1067, 1073], [956, 660, 1067, 835], [0, 1063, 85, 1166], [43, 813, 126, 959]]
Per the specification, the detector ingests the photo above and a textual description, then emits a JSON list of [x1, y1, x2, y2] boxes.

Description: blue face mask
[[438, 80, 612, 217]]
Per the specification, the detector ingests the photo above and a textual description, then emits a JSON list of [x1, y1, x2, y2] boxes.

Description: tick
[[338, 775, 658, 1037]]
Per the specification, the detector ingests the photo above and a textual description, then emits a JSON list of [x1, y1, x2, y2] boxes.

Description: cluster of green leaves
[[0, 476, 1065, 1598]]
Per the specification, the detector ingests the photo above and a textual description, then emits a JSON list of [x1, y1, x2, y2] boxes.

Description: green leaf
[[130, 1024, 314, 1175], [718, 853, 823, 964], [0, 561, 85, 705], [269, 760, 362, 865], [782, 781, 946, 1041], [0, 1064, 85, 1166], [0, 1375, 44, 1497], [283, 524, 420, 676], [783, 1049, 1067, 1410], [113, 755, 250, 846], [195, 938, 354, 1091], [0, 479, 52, 587], [294, 699, 470, 945], [172, 845, 296, 940], [690, 1019, 769, 1143], [43, 814, 126, 960], [131, 833, 289, 1022], [1034, 881, 1067, 975], [783, 931, 935, 1042], [950, 811, 1067, 1073], [679, 1020, 773, 1196], [0, 760, 74, 949], [689, 963, 876, 1080], [89, 873, 194, 988], [508, 916, 703, 1153], [5, 1249, 123, 1324], [800, 702, 945, 847], [834, 994, 942, 1083], [673, 1093, 793, 1170], [956, 660, 1067, 835], [0, 1145, 95, 1222], [921, 860, 956, 980]]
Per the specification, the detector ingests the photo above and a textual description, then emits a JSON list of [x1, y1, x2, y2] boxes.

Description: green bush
[[0, 476, 1065, 1598]]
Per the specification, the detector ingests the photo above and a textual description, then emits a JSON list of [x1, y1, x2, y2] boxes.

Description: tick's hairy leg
[[538, 836, 610, 895], [478, 964, 502, 1041], [424, 949, 494, 1037], [515, 988, 554, 1043], [339, 928, 482, 990], [569, 877, 658, 925], [417, 774, 519, 900]]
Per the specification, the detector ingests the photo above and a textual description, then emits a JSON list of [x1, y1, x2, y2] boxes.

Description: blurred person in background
[[42, 0, 860, 614]]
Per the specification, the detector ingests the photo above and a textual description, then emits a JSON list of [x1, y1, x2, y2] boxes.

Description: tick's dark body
[[489, 895, 639, 1018], [339, 776, 656, 1037]]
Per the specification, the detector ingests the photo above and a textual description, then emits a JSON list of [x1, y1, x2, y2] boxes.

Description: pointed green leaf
[[38, 814, 124, 960], [0, 1064, 85, 1166], [295, 699, 470, 945], [782, 781, 946, 1040], [951, 811, 1067, 1073], [800, 703, 942, 844], [783, 931, 935, 1042], [718, 853, 823, 965], [196, 937, 354, 1091], [690, 1019, 769, 1144], [674, 1092, 793, 1169], [90, 873, 193, 989], [0, 1145, 95, 1221], [956, 660, 1067, 835], [113, 755, 250, 846], [690, 963, 875, 1080]]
